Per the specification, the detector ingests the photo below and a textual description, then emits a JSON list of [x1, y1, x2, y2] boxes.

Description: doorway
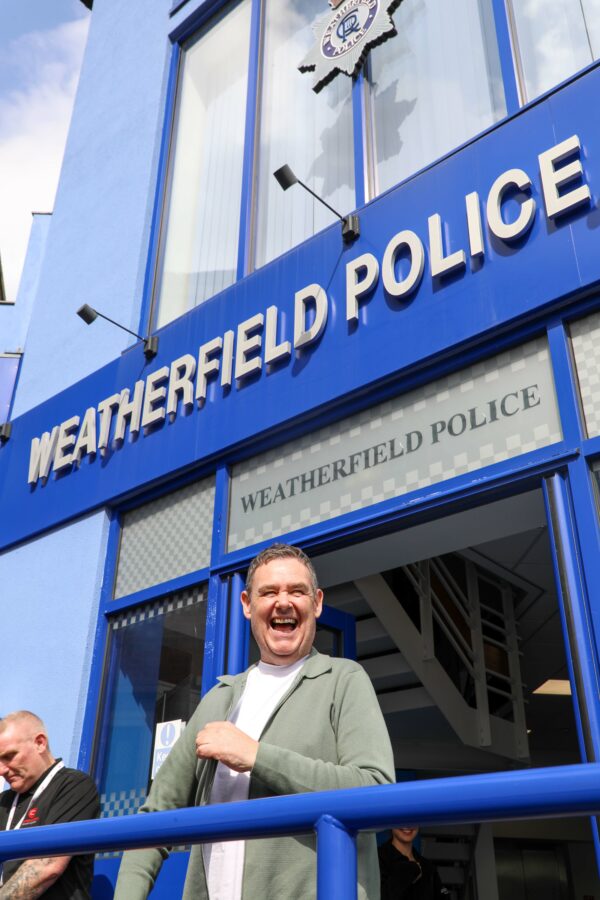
[[311, 488, 597, 898]]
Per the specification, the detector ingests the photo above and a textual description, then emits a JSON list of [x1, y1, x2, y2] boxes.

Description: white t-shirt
[[203, 657, 307, 900]]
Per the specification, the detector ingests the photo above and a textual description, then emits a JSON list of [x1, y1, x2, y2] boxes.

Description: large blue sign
[[1, 68, 600, 549]]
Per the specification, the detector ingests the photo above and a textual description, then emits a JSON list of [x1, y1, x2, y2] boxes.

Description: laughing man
[[115, 543, 395, 899]]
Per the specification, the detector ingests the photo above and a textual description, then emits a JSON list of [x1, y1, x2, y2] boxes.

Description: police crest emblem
[[299, 0, 403, 93]]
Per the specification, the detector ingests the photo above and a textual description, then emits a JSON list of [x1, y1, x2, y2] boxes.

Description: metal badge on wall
[[299, 0, 402, 93]]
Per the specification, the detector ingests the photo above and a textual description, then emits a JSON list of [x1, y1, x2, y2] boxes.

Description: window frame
[[140, 0, 526, 338]]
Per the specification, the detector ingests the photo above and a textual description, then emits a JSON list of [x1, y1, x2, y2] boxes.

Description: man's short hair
[[0, 711, 49, 744], [245, 543, 319, 597]]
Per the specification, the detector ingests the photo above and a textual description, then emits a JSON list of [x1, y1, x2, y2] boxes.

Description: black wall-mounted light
[[273, 164, 360, 244], [0, 422, 11, 443], [76, 304, 158, 360]]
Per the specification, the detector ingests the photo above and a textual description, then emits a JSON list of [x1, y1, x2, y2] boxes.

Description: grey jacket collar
[[216, 647, 332, 688]]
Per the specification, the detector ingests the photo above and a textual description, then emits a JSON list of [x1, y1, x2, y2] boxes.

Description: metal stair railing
[[0, 764, 598, 900], [400, 557, 529, 757]]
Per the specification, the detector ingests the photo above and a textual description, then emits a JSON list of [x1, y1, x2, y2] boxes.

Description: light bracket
[[77, 304, 158, 360], [273, 165, 360, 245]]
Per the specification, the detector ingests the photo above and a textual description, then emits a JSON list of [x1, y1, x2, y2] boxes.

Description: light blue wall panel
[[0, 509, 110, 766], [12, 0, 172, 417], [1, 213, 52, 353]]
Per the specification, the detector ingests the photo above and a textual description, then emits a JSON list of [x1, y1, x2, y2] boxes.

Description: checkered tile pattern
[[114, 477, 215, 598], [96, 788, 148, 859], [228, 338, 561, 551], [110, 584, 207, 630], [570, 311, 600, 437], [100, 786, 146, 819]]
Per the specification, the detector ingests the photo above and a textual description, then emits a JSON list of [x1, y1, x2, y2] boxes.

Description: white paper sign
[[151, 719, 186, 780]]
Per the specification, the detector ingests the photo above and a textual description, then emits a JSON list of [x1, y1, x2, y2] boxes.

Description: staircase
[[355, 553, 529, 761]]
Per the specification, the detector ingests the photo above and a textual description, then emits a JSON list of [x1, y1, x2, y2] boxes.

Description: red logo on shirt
[[22, 807, 39, 826]]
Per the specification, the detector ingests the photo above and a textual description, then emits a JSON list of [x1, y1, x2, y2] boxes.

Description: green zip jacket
[[114, 650, 395, 899]]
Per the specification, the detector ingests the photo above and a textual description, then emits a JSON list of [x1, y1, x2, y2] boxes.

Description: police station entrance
[[309, 487, 598, 900]]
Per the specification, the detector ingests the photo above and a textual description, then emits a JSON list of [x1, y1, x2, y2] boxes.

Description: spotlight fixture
[[0, 422, 11, 443], [76, 304, 158, 360], [273, 164, 360, 244]]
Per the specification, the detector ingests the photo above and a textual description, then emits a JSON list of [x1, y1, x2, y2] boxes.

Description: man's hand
[[0, 856, 70, 899], [195, 722, 258, 772]]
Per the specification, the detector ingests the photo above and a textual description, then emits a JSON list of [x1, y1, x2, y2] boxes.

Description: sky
[[0, 0, 90, 303]]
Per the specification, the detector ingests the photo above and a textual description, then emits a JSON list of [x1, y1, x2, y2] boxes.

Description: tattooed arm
[[0, 856, 70, 898]]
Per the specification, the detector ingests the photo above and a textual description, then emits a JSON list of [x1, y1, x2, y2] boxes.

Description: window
[[97, 587, 207, 820], [508, 0, 600, 102], [114, 476, 215, 598], [96, 477, 216, 819], [152, 0, 535, 328], [154, 0, 252, 329], [368, 0, 505, 195], [254, 0, 355, 269]]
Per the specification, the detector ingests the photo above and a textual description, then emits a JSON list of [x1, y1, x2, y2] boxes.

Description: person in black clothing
[[0, 710, 100, 899], [379, 826, 449, 899]]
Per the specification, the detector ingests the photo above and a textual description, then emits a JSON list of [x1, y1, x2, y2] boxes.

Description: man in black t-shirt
[[0, 711, 100, 899], [379, 826, 449, 899]]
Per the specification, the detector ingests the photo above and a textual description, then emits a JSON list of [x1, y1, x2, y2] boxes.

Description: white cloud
[[0, 17, 89, 302]]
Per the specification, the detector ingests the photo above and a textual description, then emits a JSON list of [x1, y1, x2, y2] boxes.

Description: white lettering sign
[[27, 136, 589, 486]]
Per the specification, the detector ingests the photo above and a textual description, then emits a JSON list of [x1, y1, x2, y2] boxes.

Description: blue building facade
[[1, 0, 600, 895]]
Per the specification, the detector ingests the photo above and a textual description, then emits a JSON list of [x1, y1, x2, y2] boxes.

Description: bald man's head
[[0, 711, 55, 794]]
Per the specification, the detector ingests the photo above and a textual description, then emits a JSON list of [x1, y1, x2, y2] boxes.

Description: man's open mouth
[[270, 617, 297, 632]]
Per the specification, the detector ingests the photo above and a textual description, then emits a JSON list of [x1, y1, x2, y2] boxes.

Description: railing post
[[466, 561, 491, 748], [419, 560, 435, 661], [502, 584, 529, 759], [316, 814, 357, 900]]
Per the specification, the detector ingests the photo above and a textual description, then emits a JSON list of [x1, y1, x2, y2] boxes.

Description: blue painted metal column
[[543, 473, 600, 758], [202, 574, 229, 694], [545, 322, 600, 756], [490, 0, 521, 114], [205, 465, 234, 688], [543, 472, 600, 872], [237, 0, 263, 278], [77, 510, 121, 771], [316, 815, 357, 900], [227, 571, 249, 675]]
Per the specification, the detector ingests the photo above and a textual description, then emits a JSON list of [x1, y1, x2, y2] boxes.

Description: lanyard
[[4, 760, 65, 832]]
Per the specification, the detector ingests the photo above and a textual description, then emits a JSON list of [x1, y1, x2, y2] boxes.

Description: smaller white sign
[[228, 337, 562, 551], [151, 719, 186, 780]]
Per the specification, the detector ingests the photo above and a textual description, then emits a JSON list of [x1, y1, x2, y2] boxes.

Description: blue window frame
[[95, 586, 208, 822], [149, 0, 600, 337], [145, 0, 518, 333], [148, 0, 600, 338]]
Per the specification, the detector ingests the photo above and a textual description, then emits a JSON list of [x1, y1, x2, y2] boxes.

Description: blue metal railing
[[1, 764, 599, 899]]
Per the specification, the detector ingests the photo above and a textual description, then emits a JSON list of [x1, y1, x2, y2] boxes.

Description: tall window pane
[[509, 0, 600, 102], [370, 0, 506, 196], [255, 0, 355, 270], [97, 588, 207, 820], [154, 0, 251, 329]]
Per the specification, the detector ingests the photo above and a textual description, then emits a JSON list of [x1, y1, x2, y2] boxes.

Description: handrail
[[0, 763, 599, 900]]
